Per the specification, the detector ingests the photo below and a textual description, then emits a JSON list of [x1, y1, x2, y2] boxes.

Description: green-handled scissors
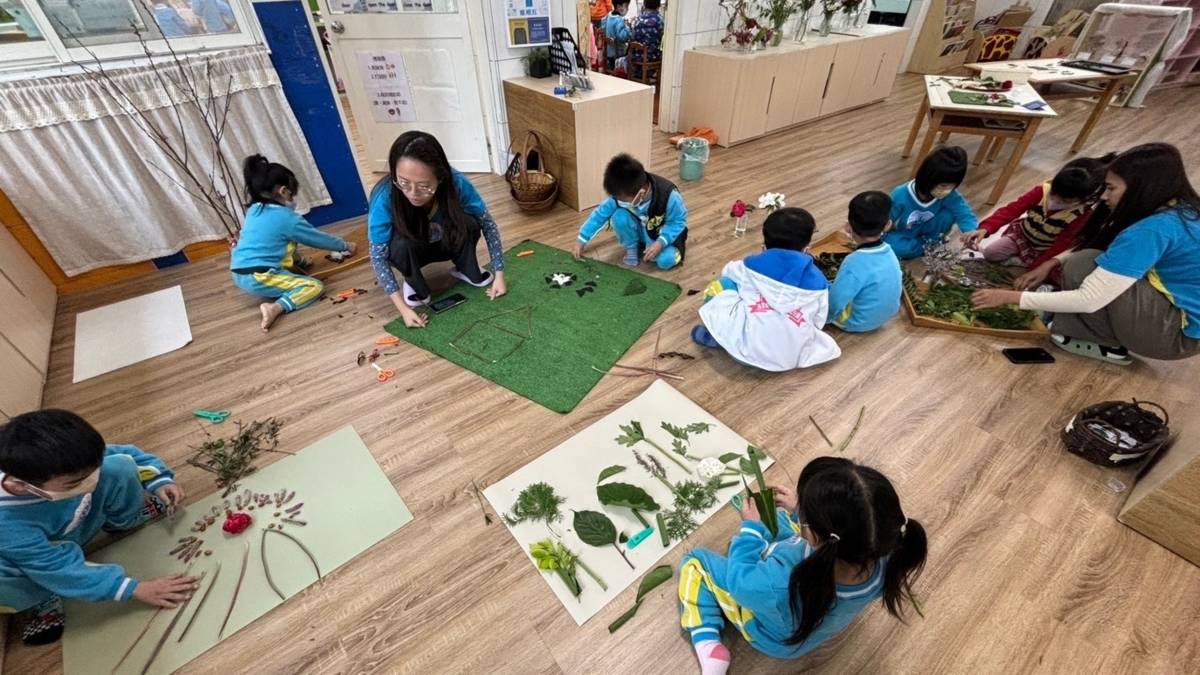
[[194, 409, 230, 424]]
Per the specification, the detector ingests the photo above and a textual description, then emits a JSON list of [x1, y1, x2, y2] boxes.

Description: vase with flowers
[[756, 0, 799, 47], [819, 0, 840, 36], [839, 0, 863, 31], [793, 0, 816, 42]]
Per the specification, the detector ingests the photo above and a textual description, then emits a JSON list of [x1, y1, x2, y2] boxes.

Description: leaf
[[718, 452, 742, 464], [615, 421, 645, 447], [738, 457, 754, 475], [671, 438, 689, 456], [619, 532, 629, 544], [608, 600, 643, 633], [656, 512, 669, 546], [635, 564, 673, 602], [597, 464, 627, 483], [660, 421, 689, 441], [573, 510, 618, 547], [748, 445, 767, 461], [597, 482, 662, 513], [685, 422, 714, 435]]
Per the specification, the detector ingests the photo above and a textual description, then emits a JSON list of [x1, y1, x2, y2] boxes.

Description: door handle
[[330, 20, 345, 34]]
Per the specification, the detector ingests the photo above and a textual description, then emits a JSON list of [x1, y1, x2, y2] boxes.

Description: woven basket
[[510, 183, 558, 212], [1061, 399, 1170, 467], [507, 130, 558, 206]]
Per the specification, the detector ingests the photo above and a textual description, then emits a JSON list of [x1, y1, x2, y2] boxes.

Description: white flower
[[757, 192, 786, 211], [697, 457, 726, 479]]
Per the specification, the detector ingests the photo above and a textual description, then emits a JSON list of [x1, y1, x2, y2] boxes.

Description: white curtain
[[0, 47, 331, 277]]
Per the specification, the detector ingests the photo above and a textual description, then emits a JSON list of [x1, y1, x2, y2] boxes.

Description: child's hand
[[155, 484, 186, 514], [772, 484, 798, 513], [572, 243, 586, 260], [960, 230, 987, 249], [134, 573, 199, 608], [739, 496, 761, 522], [642, 241, 664, 263], [343, 241, 358, 256]]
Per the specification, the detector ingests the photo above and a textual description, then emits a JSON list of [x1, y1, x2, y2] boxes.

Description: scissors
[[376, 335, 401, 347], [372, 363, 395, 382], [194, 409, 231, 423]]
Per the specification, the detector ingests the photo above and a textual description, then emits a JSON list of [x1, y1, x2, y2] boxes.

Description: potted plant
[[525, 47, 552, 78]]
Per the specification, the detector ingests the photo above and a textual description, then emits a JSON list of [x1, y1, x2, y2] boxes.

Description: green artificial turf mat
[[384, 240, 681, 413]]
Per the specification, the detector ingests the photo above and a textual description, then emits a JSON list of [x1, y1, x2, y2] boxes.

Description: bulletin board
[[506, 0, 552, 48]]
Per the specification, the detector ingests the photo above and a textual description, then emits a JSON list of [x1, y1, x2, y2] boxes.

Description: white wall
[[659, 0, 729, 133]]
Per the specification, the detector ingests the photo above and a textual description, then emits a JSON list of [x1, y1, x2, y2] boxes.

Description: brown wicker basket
[[1061, 399, 1170, 467], [510, 183, 558, 212], [507, 130, 558, 206]]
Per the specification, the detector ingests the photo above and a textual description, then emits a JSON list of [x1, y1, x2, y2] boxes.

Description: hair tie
[[828, 532, 840, 542], [900, 518, 909, 536]]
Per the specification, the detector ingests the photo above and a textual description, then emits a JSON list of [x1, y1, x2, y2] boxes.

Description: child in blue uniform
[[0, 410, 198, 645], [231, 155, 356, 332], [573, 153, 687, 270], [829, 191, 903, 332], [678, 456, 926, 674], [603, 1, 632, 69], [884, 146, 978, 259]]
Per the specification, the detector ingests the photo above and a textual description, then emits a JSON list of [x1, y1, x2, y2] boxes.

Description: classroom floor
[[6, 75, 1200, 674]]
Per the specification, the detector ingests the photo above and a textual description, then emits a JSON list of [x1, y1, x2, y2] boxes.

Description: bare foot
[[259, 303, 284, 332]]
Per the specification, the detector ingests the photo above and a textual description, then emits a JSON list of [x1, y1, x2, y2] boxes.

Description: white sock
[[693, 639, 731, 675]]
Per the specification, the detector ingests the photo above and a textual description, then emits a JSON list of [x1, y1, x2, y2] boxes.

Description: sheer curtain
[[0, 47, 331, 277]]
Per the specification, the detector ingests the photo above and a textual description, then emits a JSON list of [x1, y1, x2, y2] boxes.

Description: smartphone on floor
[[1002, 347, 1055, 364], [429, 293, 467, 314]]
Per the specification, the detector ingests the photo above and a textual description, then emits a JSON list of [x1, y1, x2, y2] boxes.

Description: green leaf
[[597, 464, 627, 483], [748, 445, 767, 461], [607, 600, 643, 633], [685, 422, 713, 435], [671, 438, 689, 456], [615, 421, 645, 447], [718, 452, 742, 464], [738, 457, 754, 475], [573, 510, 618, 548], [619, 532, 629, 544], [656, 512, 669, 546], [597, 482, 662, 513], [635, 564, 673, 602], [660, 421, 689, 441]]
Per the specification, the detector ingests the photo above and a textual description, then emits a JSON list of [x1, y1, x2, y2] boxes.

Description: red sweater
[[978, 184, 1095, 269]]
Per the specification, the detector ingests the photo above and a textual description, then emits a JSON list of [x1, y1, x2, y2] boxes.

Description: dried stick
[[610, 364, 686, 381], [809, 416, 834, 447], [470, 479, 493, 526], [177, 561, 221, 643], [111, 607, 164, 674], [265, 528, 322, 581], [261, 530, 286, 601], [833, 406, 866, 454], [141, 571, 207, 675], [218, 542, 250, 637]]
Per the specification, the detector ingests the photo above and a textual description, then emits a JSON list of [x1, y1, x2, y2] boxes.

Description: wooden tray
[[301, 227, 369, 282], [809, 231, 1049, 340]]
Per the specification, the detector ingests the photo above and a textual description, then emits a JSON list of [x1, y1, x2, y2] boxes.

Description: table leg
[[902, 96, 930, 158], [973, 137, 994, 166], [912, 111, 945, 173], [1071, 77, 1121, 153], [989, 119, 1041, 205], [939, 131, 950, 143], [987, 137, 1005, 162]]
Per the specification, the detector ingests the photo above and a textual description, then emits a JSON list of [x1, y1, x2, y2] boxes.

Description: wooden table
[[965, 58, 1140, 153], [503, 73, 653, 211], [902, 75, 1057, 205]]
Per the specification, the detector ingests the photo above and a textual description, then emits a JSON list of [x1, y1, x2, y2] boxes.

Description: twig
[[111, 607, 164, 674], [809, 416, 834, 447], [471, 479, 493, 525], [612, 543, 635, 570], [261, 530, 286, 601], [141, 571, 207, 675], [653, 326, 662, 375], [833, 406, 866, 454], [177, 561, 221, 642], [592, 364, 685, 381], [265, 528, 323, 585], [218, 542, 250, 637]]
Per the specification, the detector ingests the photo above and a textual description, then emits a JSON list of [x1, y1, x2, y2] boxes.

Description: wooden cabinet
[[0, 223, 56, 420], [678, 26, 910, 147]]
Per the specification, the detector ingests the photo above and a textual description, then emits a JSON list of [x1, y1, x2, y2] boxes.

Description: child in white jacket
[[694, 208, 841, 371]]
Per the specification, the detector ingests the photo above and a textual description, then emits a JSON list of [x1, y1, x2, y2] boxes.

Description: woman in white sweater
[[973, 143, 1200, 365]]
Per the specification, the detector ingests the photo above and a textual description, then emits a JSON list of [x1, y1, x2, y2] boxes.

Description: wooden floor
[[7, 75, 1200, 674]]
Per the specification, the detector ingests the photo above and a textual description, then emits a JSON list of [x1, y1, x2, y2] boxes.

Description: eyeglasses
[[394, 178, 438, 197]]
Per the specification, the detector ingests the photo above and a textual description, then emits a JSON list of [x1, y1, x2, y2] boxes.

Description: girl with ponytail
[[678, 456, 926, 674], [230, 154, 356, 332]]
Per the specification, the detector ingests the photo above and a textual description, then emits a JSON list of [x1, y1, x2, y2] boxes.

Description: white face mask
[[617, 189, 647, 210], [930, 187, 954, 199], [1045, 197, 1080, 213], [21, 468, 100, 502]]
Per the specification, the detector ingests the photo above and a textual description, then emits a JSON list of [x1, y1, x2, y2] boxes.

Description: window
[[0, 0, 262, 70]]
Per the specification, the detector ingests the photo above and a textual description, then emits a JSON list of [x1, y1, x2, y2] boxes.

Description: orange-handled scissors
[[372, 363, 395, 382], [376, 335, 401, 346]]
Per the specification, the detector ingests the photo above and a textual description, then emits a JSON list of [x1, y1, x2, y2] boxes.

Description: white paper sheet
[[483, 380, 774, 625], [72, 285, 192, 383]]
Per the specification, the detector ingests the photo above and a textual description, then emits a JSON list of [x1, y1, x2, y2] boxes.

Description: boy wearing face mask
[[0, 410, 197, 646], [883, 146, 978, 260], [573, 153, 688, 270]]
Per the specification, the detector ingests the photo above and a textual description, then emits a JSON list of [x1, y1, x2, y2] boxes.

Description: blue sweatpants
[[610, 209, 683, 270], [231, 268, 324, 312]]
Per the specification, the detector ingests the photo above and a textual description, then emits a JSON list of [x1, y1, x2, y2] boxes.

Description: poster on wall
[[356, 51, 418, 123], [505, 0, 552, 48]]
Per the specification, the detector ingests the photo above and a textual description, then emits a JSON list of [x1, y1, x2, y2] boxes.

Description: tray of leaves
[[901, 272, 1047, 339], [939, 259, 1018, 289]]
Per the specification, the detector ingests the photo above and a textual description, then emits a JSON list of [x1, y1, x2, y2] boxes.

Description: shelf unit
[[1142, 0, 1200, 88], [908, 0, 978, 73]]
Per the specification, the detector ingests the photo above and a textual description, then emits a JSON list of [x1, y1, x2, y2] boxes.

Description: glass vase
[[819, 11, 835, 37], [855, 0, 872, 28], [794, 7, 813, 43]]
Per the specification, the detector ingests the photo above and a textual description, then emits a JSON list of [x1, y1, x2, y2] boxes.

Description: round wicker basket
[[1061, 399, 1170, 467]]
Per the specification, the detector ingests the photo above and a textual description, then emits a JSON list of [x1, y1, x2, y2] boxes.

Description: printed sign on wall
[[505, 0, 552, 48], [356, 51, 418, 123]]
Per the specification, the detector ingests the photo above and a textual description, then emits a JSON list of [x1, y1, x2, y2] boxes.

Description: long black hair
[[1080, 144, 1199, 250], [243, 154, 298, 207], [1051, 151, 1116, 202], [785, 457, 927, 646], [373, 131, 473, 250]]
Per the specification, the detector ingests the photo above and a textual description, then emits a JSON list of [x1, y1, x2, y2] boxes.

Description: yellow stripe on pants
[[678, 558, 756, 642], [254, 271, 323, 310]]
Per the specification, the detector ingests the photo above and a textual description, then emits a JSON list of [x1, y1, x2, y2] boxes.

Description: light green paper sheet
[[62, 426, 412, 675]]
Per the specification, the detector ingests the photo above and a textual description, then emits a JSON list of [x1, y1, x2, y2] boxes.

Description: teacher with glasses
[[368, 131, 509, 328]]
